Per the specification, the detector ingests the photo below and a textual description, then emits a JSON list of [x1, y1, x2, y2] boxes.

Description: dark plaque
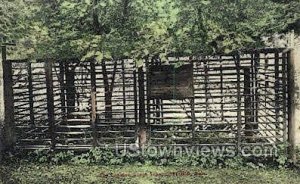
[[149, 64, 194, 99]]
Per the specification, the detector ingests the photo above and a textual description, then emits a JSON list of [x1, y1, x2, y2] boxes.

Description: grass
[[1, 163, 300, 184]]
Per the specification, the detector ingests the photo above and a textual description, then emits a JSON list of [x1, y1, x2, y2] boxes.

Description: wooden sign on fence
[[148, 64, 194, 99]]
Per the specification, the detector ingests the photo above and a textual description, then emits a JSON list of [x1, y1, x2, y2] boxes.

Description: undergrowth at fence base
[[2, 144, 298, 169]]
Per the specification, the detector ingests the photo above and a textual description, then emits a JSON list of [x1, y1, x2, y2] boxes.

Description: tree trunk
[[101, 61, 117, 121]]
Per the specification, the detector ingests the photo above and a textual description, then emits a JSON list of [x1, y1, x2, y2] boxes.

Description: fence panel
[[7, 49, 290, 153]]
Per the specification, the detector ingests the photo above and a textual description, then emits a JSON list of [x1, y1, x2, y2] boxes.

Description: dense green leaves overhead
[[0, 0, 28, 44], [1, 0, 299, 60]]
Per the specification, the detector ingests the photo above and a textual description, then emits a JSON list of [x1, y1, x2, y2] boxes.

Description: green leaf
[[95, 51, 104, 61], [201, 1, 211, 5], [99, 2, 106, 7], [135, 59, 144, 67]]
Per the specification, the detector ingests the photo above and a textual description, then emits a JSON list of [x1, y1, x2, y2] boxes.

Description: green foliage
[[18, 144, 294, 169], [71, 147, 123, 165], [2, 0, 299, 60], [0, 0, 28, 43], [274, 143, 289, 168], [28, 149, 75, 164], [2, 144, 300, 183]]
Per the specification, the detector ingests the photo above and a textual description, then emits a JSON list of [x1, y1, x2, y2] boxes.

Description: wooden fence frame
[[0, 47, 297, 156]]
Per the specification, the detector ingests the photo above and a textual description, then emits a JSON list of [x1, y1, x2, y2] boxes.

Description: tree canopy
[[1, 0, 299, 61]]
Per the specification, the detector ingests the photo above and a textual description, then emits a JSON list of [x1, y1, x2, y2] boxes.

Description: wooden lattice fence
[[1, 48, 291, 153]]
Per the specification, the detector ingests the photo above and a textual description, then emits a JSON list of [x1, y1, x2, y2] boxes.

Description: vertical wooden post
[[274, 52, 280, 138], [220, 57, 224, 122], [122, 60, 127, 122], [191, 97, 196, 142], [1, 45, 15, 150], [45, 60, 56, 149], [146, 58, 151, 141], [191, 61, 196, 142], [133, 70, 138, 133], [0, 47, 4, 155], [264, 55, 268, 109], [102, 60, 117, 121], [158, 60, 163, 124], [254, 52, 260, 125], [236, 53, 242, 154], [287, 46, 300, 162], [138, 66, 146, 148], [244, 68, 255, 142], [282, 52, 288, 143], [65, 61, 75, 115], [160, 99, 164, 124], [250, 53, 255, 127], [59, 61, 66, 116], [155, 99, 160, 124], [27, 62, 35, 126], [90, 60, 97, 146], [204, 61, 209, 124]]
